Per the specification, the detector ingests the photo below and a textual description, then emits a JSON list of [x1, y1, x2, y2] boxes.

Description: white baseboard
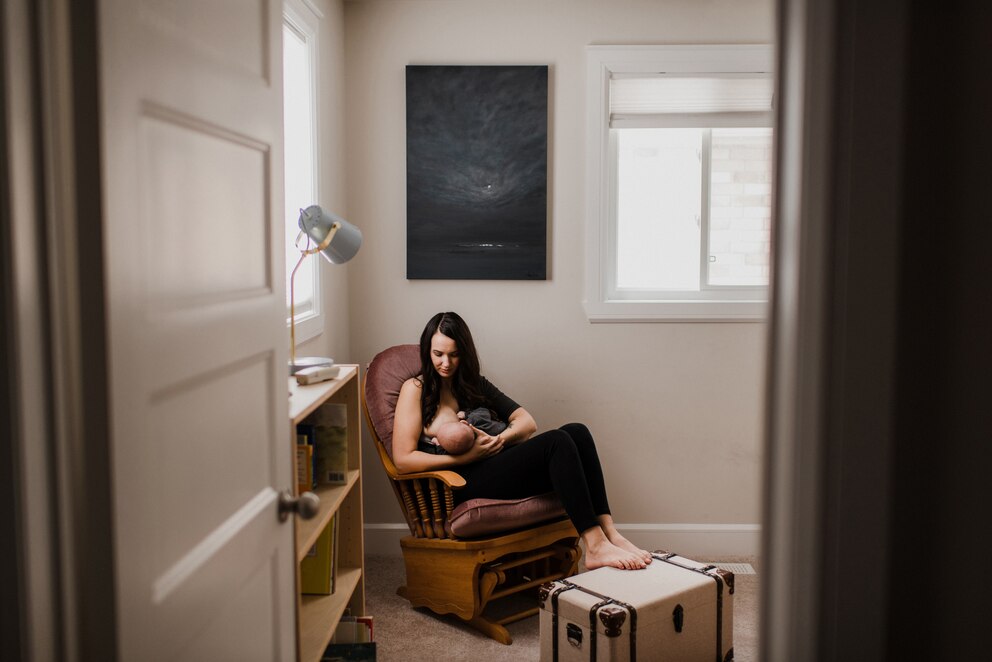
[[364, 524, 412, 556], [613, 523, 762, 557], [363, 522, 761, 558]]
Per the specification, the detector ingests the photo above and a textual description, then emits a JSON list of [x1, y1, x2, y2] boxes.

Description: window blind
[[609, 74, 774, 128]]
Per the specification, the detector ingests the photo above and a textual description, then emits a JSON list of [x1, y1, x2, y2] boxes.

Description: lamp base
[[289, 356, 334, 376]]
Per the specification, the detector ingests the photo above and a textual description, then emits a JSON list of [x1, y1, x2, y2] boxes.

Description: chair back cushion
[[365, 344, 421, 458]]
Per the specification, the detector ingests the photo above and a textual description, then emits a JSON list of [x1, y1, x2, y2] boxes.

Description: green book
[[314, 403, 347, 485]]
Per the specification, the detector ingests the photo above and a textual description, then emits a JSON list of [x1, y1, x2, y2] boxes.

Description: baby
[[431, 407, 507, 455]]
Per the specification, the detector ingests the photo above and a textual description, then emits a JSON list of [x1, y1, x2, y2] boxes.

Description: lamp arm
[[288, 222, 340, 367], [289, 250, 308, 366]]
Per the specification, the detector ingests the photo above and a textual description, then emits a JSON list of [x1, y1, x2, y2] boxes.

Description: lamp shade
[[298, 205, 362, 264]]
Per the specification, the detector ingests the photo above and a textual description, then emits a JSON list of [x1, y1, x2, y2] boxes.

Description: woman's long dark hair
[[419, 312, 486, 425]]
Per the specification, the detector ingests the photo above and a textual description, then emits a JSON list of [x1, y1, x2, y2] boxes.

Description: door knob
[[278, 490, 320, 522]]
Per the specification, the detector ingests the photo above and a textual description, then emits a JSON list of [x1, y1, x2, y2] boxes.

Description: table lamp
[[289, 205, 362, 375]]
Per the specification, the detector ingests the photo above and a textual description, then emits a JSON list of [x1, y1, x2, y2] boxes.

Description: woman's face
[[430, 331, 460, 379]]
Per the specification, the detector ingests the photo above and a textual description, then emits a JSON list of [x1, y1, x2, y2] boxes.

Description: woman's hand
[[458, 426, 505, 463]]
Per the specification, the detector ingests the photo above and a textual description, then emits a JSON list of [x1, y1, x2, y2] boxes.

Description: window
[[283, 0, 322, 342], [585, 45, 775, 321]]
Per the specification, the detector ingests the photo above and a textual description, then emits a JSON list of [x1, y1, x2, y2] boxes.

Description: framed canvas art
[[406, 65, 548, 279]]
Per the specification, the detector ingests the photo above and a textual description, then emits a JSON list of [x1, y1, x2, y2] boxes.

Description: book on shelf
[[355, 616, 374, 643], [328, 510, 339, 593], [314, 403, 348, 485], [296, 423, 317, 491], [300, 514, 334, 595], [320, 642, 375, 662], [325, 614, 375, 660], [330, 614, 373, 643], [295, 443, 313, 495]]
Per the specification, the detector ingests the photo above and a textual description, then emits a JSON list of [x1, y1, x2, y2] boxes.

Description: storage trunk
[[539, 551, 734, 662]]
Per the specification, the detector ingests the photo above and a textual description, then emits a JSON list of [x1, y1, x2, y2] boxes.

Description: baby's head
[[432, 420, 475, 455]]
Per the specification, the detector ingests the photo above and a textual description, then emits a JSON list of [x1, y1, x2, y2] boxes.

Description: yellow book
[[300, 518, 333, 594], [295, 443, 313, 495]]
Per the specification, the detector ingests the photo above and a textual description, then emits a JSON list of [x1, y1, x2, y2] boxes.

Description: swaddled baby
[[431, 407, 508, 455]]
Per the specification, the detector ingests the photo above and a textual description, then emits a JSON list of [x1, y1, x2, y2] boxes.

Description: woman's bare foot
[[584, 538, 647, 570], [606, 532, 653, 565]]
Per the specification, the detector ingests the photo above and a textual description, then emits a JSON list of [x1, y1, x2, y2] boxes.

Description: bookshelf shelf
[[299, 567, 363, 662], [289, 366, 365, 662], [289, 365, 359, 424], [296, 470, 360, 562]]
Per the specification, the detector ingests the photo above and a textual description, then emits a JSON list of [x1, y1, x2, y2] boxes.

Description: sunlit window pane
[[283, 23, 316, 318], [707, 128, 773, 287], [616, 129, 702, 290]]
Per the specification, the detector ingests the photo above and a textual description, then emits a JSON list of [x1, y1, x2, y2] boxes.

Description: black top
[[478, 376, 521, 422]]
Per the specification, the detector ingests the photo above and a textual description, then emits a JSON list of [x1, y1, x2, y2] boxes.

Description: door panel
[[98, 0, 294, 659], [139, 0, 269, 81], [144, 356, 276, 577], [140, 109, 271, 304], [178, 555, 284, 661]]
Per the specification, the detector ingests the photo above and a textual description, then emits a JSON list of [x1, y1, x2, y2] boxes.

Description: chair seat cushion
[[447, 492, 566, 538]]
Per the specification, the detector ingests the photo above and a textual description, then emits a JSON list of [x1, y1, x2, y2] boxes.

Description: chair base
[[396, 518, 580, 644]]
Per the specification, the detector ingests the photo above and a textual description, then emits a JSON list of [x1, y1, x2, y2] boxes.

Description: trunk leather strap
[[547, 579, 637, 661], [652, 551, 732, 662]]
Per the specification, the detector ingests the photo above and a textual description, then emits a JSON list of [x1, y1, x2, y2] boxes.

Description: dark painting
[[406, 65, 548, 280]]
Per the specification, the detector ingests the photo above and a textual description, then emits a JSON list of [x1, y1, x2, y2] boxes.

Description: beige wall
[[341, 0, 774, 555], [296, 0, 353, 364]]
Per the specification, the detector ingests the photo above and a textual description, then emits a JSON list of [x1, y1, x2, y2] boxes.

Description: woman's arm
[[476, 377, 535, 447], [468, 406, 537, 449], [496, 407, 537, 446], [392, 378, 500, 473]]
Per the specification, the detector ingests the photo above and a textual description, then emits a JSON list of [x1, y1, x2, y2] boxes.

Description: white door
[[98, 1, 295, 659]]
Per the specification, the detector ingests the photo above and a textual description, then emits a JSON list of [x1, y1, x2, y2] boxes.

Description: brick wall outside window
[[709, 132, 773, 286]]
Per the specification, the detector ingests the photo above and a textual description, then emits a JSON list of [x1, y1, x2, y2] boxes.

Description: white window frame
[[584, 45, 775, 322], [283, 0, 323, 343]]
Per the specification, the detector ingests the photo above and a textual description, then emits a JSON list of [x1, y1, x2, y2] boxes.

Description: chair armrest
[[369, 429, 466, 490], [392, 469, 465, 540], [395, 470, 466, 489]]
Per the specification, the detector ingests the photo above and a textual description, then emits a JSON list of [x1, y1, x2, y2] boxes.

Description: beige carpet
[[363, 554, 760, 661]]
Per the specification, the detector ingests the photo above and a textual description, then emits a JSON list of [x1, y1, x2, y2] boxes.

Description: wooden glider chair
[[362, 344, 581, 644]]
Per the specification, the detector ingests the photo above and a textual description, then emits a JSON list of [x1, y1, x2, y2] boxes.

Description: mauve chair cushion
[[366, 344, 568, 538], [365, 344, 421, 458], [448, 494, 567, 539]]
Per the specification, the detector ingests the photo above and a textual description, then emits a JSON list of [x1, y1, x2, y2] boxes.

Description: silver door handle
[[278, 490, 320, 522]]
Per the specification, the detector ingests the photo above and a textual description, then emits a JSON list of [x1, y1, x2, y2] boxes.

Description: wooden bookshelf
[[289, 366, 365, 662]]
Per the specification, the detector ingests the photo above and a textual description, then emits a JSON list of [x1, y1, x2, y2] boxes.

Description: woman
[[393, 311, 652, 570]]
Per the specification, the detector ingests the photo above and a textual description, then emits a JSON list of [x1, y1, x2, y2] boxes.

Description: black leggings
[[453, 422, 611, 534]]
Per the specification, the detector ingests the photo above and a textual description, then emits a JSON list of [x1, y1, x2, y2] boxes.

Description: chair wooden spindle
[[444, 486, 455, 514], [398, 481, 424, 538], [412, 479, 434, 538], [428, 478, 445, 539]]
